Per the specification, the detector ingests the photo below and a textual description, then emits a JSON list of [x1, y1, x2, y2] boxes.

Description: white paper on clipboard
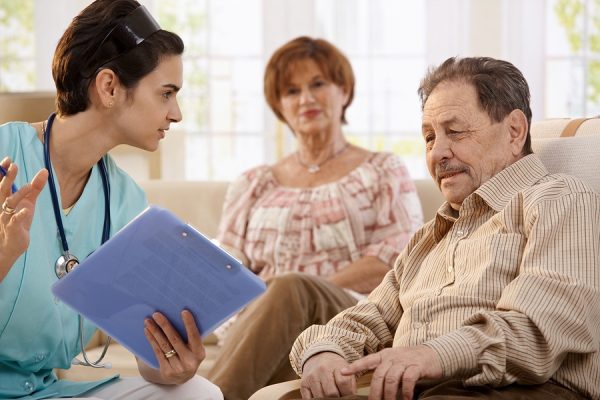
[[51, 206, 266, 369]]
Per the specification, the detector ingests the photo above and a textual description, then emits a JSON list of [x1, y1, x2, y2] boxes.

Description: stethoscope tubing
[[43, 113, 111, 254], [42, 112, 113, 368]]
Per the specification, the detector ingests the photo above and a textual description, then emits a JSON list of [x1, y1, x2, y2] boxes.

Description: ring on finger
[[1, 200, 16, 215], [164, 349, 177, 359]]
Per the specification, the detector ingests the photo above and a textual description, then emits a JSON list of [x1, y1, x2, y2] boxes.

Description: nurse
[[0, 0, 221, 399]]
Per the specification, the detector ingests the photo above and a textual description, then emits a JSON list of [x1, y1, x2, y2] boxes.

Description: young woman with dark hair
[[0, 1, 221, 398]]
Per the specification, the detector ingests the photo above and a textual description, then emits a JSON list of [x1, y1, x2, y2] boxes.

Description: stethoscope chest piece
[[55, 252, 80, 279]]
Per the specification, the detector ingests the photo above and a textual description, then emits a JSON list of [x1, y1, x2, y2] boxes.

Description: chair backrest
[[530, 117, 600, 192]]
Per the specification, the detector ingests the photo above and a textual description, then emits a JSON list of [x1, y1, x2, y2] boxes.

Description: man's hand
[[340, 345, 443, 400], [300, 352, 356, 398]]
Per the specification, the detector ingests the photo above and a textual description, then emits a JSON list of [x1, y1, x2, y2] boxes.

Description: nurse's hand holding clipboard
[[137, 310, 207, 385], [0, 157, 48, 282]]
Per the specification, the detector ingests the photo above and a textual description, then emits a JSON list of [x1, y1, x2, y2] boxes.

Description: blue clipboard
[[51, 206, 266, 369]]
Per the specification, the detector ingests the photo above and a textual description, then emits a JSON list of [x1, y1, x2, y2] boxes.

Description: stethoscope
[[43, 113, 112, 369], [44, 113, 111, 279]]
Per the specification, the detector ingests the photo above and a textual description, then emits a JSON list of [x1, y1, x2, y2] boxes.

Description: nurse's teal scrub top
[[0, 122, 147, 399]]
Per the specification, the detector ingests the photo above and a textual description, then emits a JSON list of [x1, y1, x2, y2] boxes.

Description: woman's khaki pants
[[207, 273, 358, 400]]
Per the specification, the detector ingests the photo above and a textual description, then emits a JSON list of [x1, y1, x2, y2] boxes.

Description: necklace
[[296, 142, 351, 174]]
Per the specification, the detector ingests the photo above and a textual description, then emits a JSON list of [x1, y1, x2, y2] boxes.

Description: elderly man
[[290, 57, 600, 400]]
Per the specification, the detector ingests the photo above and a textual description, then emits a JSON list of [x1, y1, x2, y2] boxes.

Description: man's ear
[[93, 69, 120, 109], [506, 109, 528, 157]]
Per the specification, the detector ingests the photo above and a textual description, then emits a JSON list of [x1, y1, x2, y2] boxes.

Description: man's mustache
[[435, 162, 469, 180]]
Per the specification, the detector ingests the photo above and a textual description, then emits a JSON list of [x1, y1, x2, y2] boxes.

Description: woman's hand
[[0, 158, 48, 281], [138, 310, 206, 385]]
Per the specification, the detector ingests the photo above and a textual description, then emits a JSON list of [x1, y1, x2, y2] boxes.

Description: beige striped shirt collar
[[433, 154, 548, 243]]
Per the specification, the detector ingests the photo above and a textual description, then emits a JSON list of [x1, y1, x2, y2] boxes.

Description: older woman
[[207, 37, 423, 399]]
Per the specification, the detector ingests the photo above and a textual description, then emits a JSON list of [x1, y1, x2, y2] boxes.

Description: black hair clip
[[82, 5, 161, 78]]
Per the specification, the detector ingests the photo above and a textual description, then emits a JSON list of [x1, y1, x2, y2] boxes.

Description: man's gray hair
[[418, 57, 532, 155]]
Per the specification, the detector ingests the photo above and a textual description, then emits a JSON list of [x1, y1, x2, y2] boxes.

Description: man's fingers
[[299, 386, 313, 399], [321, 377, 341, 398], [341, 353, 382, 375], [367, 360, 392, 400], [301, 369, 355, 398], [334, 368, 356, 396], [301, 353, 353, 399], [301, 376, 325, 398], [401, 365, 421, 400], [382, 364, 404, 400]]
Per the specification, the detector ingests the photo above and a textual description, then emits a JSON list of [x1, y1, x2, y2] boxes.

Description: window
[[315, 0, 427, 179], [144, 0, 264, 181], [2, 0, 428, 181], [148, 0, 428, 180], [0, 0, 35, 91], [5, 1, 599, 180], [546, 0, 600, 117]]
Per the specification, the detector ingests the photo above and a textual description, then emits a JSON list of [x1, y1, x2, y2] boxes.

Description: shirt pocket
[[453, 233, 526, 301]]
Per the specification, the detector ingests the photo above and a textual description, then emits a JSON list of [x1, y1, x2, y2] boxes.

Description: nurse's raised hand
[[0, 158, 48, 281]]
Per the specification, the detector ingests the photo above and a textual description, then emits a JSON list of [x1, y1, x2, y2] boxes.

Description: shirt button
[[435, 289, 442, 296], [35, 353, 45, 362], [447, 266, 454, 273], [23, 380, 34, 392], [413, 322, 422, 329], [456, 229, 465, 237]]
